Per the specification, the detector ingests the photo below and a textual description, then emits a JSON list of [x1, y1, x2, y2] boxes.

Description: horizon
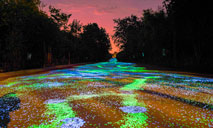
[[40, 0, 164, 54]]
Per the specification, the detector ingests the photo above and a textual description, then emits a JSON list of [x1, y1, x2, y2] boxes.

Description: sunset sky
[[41, 0, 164, 54]]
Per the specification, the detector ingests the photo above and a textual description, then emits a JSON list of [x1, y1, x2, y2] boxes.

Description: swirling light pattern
[[0, 61, 212, 128]]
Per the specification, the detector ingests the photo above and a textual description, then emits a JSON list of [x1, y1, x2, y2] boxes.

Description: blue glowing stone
[[44, 99, 66, 104], [61, 117, 85, 128], [120, 106, 147, 113]]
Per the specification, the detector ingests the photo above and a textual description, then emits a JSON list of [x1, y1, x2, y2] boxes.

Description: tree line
[[0, 0, 111, 72], [113, 0, 212, 71]]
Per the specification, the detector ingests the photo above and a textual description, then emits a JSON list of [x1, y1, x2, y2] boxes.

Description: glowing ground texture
[[0, 62, 212, 128]]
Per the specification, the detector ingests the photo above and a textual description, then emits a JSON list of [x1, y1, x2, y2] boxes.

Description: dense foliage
[[0, 0, 111, 71], [113, 0, 212, 71]]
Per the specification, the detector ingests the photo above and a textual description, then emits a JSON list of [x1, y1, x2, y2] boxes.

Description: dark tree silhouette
[[49, 5, 72, 30], [113, 10, 170, 64], [0, 0, 45, 70], [163, 0, 212, 69], [113, 0, 212, 72], [67, 19, 82, 63], [0, 0, 111, 72], [113, 15, 142, 61], [81, 23, 111, 62]]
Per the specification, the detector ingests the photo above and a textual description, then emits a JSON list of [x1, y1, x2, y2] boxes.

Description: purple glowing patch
[[120, 106, 147, 113], [61, 117, 85, 128], [44, 99, 66, 104]]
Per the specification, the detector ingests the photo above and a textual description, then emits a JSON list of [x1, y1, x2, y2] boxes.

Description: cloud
[[97, 6, 118, 13], [42, 0, 163, 17], [42, 0, 122, 15], [93, 6, 118, 15]]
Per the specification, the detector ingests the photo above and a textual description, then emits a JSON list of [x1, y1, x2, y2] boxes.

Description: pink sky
[[41, 0, 163, 54]]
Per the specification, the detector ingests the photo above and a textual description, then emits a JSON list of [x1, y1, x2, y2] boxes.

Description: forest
[[114, 0, 212, 72], [0, 0, 111, 71], [0, 0, 212, 72]]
